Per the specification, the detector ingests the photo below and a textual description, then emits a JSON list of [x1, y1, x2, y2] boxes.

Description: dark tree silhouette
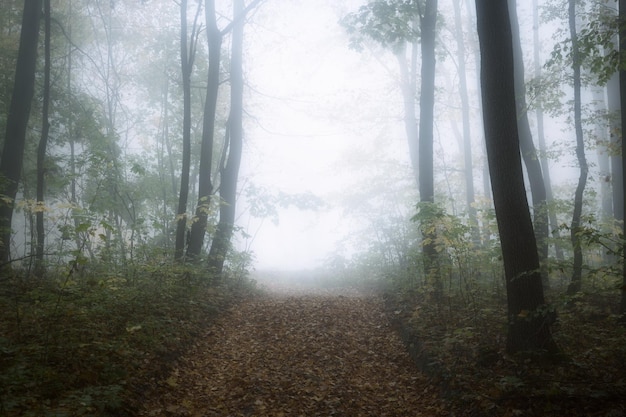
[[175, 0, 202, 261], [35, 0, 51, 274], [508, 0, 549, 289], [0, 0, 42, 264], [475, 0, 558, 353], [186, 0, 221, 259], [208, 0, 245, 276], [418, 0, 441, 298], [619, 0, 626, 321], [567, 0, 588, 295]]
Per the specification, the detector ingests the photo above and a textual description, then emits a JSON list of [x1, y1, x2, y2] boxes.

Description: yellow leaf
[[166, 375, 178, 387]]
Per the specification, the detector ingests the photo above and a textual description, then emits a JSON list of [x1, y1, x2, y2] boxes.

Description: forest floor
[[135, 285, 446, 417], [4, 272, 625, 416], [133, 278, 626, 417]]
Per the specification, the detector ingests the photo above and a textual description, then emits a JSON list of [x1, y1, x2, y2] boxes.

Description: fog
[[240, 0, 408, 271], [236, 0, 583, 276], [1, 0, 605, 284]]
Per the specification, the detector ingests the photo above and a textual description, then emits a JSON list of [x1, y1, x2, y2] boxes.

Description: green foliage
[[0, 262, 253, 416], [340, 0, 421, 52], [544, 0, 625, 86], [244, 183, 326, 226]]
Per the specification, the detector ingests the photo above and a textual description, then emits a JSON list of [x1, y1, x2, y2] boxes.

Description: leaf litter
[[138, 287, 444, 416]]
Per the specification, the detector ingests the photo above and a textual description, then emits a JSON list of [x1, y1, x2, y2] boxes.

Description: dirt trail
[[138, 288, 443, 416]]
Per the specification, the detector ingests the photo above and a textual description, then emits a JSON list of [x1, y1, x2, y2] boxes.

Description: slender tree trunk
[[419, 0, 440, 297], [608, 72, 623, 224], [208, 0, 245, 277], [36, 0, 51, 274], [187, 0, 222, 259], [175, 0, 193, 260], [567, 0, 588, 295], [174, 0, 202, 260], [463, 0, 492, 245], [396, 41, 419, 185], [453, 0, 478, 245], [475, 0, 558, 354], [618, 0, 626, 321], [0, 0, 42, 264], [592, 87, 613, 225], [533, 0, 564, 262], [508, 0, 549, 289], [604, 4, 623, 226]]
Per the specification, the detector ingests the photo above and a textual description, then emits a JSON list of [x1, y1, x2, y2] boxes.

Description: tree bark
[[0, 0, 43, 264], [591, 86, 613, 229], [608, 71, 624, 224], [475, 0, 558, 353], [418, 0, 440, 297], [618, 0, 626, 321], [508, 0, 549, 289], [35, 0, 51, 274], [208, 0, 245, 276], [567, 0, 588, 295], [453, 0, 478, 245], [395, 41, 419, 185], [533, 0, 564, 262], [175, 0, 194, 260], [186, 0, 221, 259]]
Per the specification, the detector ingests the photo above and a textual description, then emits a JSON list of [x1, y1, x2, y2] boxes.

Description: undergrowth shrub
[[0, 260, 255, 416]]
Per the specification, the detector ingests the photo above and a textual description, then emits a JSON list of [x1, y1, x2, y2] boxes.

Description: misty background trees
[[1, 0, 626, 361], [3, 0, 626, 413]]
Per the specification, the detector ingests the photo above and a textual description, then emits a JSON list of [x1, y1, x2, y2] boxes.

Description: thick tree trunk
[[508, 0, 549, 289], [0, 0, 42, 264], [475, 0, 558, 353], [186, 0, 221, 259], [567, 0, 588, 295], [208, 0, 245, 276]]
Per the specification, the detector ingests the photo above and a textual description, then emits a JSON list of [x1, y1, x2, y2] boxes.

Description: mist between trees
[[1, 0, 626, 415]]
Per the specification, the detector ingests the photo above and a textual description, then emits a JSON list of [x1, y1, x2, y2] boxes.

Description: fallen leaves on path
[[138, 290, 444, 416]]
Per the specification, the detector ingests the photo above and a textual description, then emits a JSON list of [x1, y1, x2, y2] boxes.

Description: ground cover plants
[[0, 261, 256, 416], [381, 241, 626, 417]]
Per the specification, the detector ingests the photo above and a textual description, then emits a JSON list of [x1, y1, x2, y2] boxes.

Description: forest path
[[138, 287, 444, 416]]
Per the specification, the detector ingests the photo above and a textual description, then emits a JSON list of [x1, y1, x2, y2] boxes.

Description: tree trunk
[[186, 0, 221, 259], [453, 0, 479, 245], [208, 0, 245, 277], [175, 0, 193, 261], [0, 0, 42, 264], [592, 86, 613, 227], [419, 0, 440, 297], [508, 0, 549, 289], [567, 0, 588, 295], [475, 0, 558, 354], [533, 0, 564, 262], [608, 72, 624, 224], [618, 0, 626, 321], [35, 0, 51, 274], [395, 42, 419, 185]]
